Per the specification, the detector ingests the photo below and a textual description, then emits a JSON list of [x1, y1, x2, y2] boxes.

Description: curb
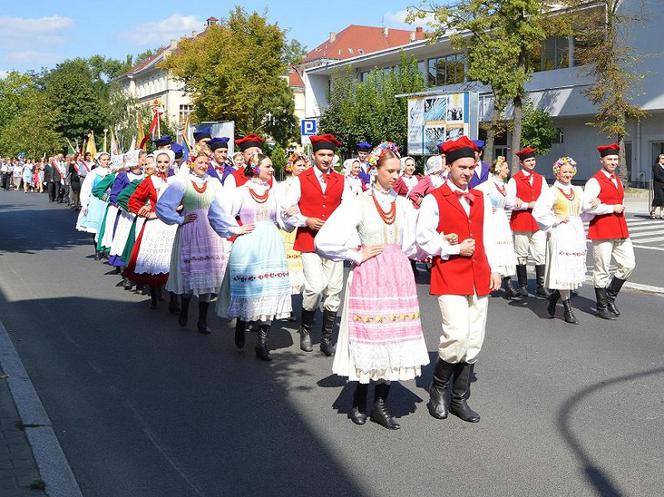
[[0, 319, 84, 497]]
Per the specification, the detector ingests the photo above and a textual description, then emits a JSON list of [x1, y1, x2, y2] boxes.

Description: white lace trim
[[222, 294, 292, 322], [348, 337, 430, 373]]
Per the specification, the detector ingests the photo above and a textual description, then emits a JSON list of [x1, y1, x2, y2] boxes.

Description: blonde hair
[[490, 156, 507, 175]]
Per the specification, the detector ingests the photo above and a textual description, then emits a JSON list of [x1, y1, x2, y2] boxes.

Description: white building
[[303, 0, 664, 183]]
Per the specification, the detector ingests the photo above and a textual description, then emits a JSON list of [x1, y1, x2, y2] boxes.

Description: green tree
[[161, 7, 297, 146], [521, 104, 557, 156], [270, 144, 287, 179], [319, 55, 425, 156], [410, 1, 554, 171], [0, 72, 34, 131], [283, 39, 307, 65]]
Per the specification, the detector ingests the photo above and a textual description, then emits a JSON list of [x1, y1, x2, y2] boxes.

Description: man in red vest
[[417, 136, 502, 423], [225, 134, 265, 190], [283, 133, 348, 356], [507, 147, 549, 297], [582, 143, 636, 319]]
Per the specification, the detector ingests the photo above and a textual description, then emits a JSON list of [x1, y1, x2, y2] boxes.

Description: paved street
[[0, 189, 663, 497]]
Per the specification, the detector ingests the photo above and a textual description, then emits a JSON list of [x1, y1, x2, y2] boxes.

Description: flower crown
[[367, 142, 400, 168], [552, 156, 577, 176]]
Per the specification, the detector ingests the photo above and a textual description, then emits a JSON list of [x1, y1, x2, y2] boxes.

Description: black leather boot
[[370, 383, 400, 430], [594, 287, 616, 320], [197, 301, 211, 334], [320, 309, 337, 356], [149, 285, 159, 309], [502, 277, 517, 300], [547, 289, 560, 317], [299, 309, 315, 352], [122, 277, 133, 290], [234, 320, 247, 349], [168, 292, 180, 314], [178, 297, 191, 327], [427, 358, 455, 419], [349, 382, 369, 425], [516, 264, 529, 297], [535, 265, 550, 297], [255, 324, 272, 361], [606, 277, 625, 317], [562, 298, 579, 325], [449, 363, 480, 423]]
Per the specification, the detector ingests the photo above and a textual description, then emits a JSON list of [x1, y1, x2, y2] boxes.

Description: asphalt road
[[1, 190, 663, 497]]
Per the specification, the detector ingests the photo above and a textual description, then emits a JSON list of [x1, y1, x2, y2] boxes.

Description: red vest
[[294, 167, 344, 253], [587, 171, 629, 240], [429, 184, 491, 296], [509, 170, 544, 232]]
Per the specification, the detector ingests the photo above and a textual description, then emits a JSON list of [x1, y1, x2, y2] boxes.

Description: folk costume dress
[[108, 178, 144, 269], [99, 171, 144, 255], [212, 180, 292, 322], [276, 176, 304, 295], [76, 165, 110, 234], [476, 174, 517, 277], [125, 174, 178, 286], [92, 172, 118, 250], [156, 173, 227, 298], [533, 181, 588, 291], [315, 188, 429, 383]]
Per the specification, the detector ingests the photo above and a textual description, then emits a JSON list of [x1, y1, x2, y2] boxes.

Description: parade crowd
[[23, 128, 637, 431]]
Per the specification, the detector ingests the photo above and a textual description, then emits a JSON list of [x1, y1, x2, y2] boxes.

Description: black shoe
[[178, 297, 191, 327], [370, 383, 400, 430], [197, 302, 211, 334], [449, 363, 480, 423], [299, 309, 314, 352], [427, 359, 455, 420], [547, 290, 560, 317], [535, 265, 549, 298], [255, 325, 272, 361], [122, 277, 133, 290], [112, 266, 121, 275], [349, 383, 368, 425], [168, 293, 180, 314], [149, 285, 159, 310], [594, 287, 616, 320], [94, 251, 101, 261], [234, 320, 247, 349], [562, 299, 579, 325], [320, 309, 337, 356], [503, 277, 517, 300], [606, 277, 625, 317], [516, 265, 529, 297]]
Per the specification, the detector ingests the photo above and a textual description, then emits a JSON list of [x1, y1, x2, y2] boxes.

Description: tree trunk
[[484, 126, 495, 166], [510, 94, 523, 175]]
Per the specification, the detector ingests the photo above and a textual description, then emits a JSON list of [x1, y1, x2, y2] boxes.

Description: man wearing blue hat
[[469, 139, 490, 188], [193, 126, 212, 156], [153, 136, 173, 150], [169, 143, 186, 176], [356, 141, 372, 185], [207, 137, 235, 186]]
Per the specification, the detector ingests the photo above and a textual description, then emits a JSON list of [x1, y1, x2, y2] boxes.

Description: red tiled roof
[[304, 24, 425, 63], [288, 66, 304, 88], [126, 46, 168, 75]]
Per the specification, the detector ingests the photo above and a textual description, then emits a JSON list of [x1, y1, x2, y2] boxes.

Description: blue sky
[[0, 0, 433, 75]]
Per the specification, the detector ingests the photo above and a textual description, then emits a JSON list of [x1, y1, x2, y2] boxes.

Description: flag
[[181, 113, 193, 155], [80, 136, 86, 155], [65, 138, 76, 155], [128, 136, 136, 152], [86, 131, 97, 158], [137, 111, 145, 150], [140, 110, 159, 150], [110, 129, 120, 156]]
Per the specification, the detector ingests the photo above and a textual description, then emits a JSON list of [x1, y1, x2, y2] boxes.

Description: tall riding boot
[[502, 277, 517, 299], [349, 382, 369, 425], [594, 287, 616, 320], [168, 292, 180, 314], [299, 309, 315, 352], [562, 298, 579, 325], [234, 320, 247, 349], [197, 301, 211, 334], [547, 289, 560, 317], [149, 285, 159, 309], [535, 265, 550, 297], [606, 277, 626, 317], [320, 309, 337, 356], [427, 358, 456, 419], [449, 363, 480, 423], [370, 383, 400, 430], [255, 324, 272, 361], [178, 297, 191, 327], [516, 264, 529, 297]]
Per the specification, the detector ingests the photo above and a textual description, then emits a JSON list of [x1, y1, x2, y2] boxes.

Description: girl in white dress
[[533, 157, 588, 324], [343, 159, 364, 196]]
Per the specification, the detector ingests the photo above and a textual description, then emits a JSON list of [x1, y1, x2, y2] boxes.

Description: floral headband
[[367, 142, 400, 169], [553, 156, 577, 176]]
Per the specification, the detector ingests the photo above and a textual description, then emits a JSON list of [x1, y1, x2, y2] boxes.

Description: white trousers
[[437, 294, 488, 364], [513, 230, 546, 265], [591, 238, 636, 288], [301, 252, 344, 313]]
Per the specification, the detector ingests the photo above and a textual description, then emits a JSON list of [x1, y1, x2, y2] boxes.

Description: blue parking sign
[[300, 119, 317, 136]]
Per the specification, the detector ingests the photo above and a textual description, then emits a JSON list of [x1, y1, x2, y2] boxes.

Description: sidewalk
[[0, 367, 46, 497]]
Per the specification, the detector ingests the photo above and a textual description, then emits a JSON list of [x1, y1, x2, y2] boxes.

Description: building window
[[178, 104, 193, 125], [427, 53, 465, 87], [531, 37, 570, 72], [552, 128, 564, 144]]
